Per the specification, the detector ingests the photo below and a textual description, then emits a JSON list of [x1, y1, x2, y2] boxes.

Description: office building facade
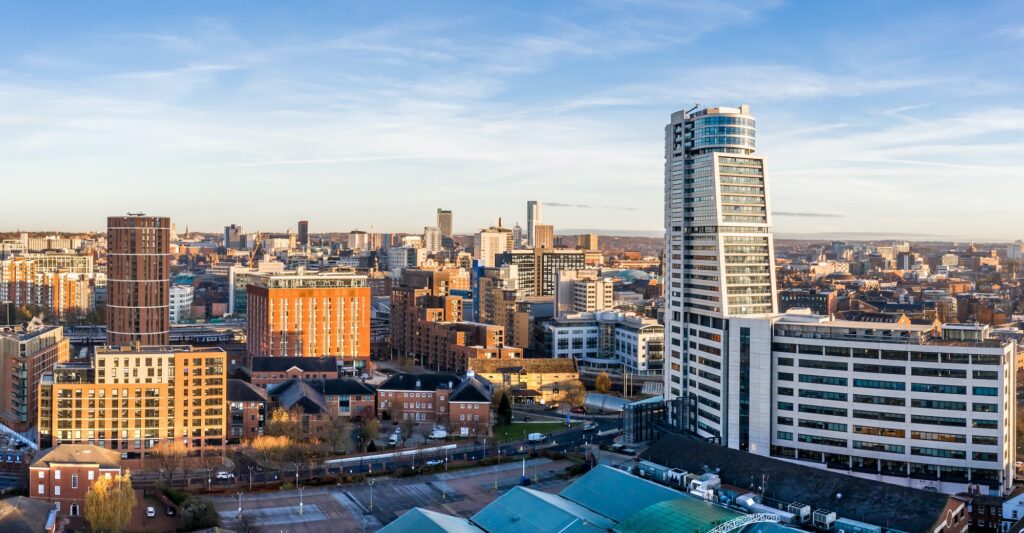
[[0, 325, 69, 431], [527, 200, 542, 248], [496, 249, 585, 297], [106, 215, 171, 346], [437, 209, 453, 238], [554, 270, 613, 315]]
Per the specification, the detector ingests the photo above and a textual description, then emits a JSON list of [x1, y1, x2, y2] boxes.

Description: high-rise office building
[[224, 224, 244, 249], [297, 220, 309, 246], [662, 104, 777, 440], [106, 215, 171, 346], [423, 226, 442, 253], [496, 249, 585, 297], [534, 224, 554, 249], [474, 225, 514, 268], [527, 200, 542, 247], [437, 209, 453, 238]]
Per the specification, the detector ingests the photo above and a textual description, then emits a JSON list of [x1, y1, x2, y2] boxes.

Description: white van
[[428, 428, 448, 439], [527, 433, 545, 443]]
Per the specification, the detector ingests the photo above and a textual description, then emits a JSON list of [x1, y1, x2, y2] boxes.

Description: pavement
[[210, 458, 576, 532]]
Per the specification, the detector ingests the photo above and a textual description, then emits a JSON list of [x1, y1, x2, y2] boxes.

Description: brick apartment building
[[269, 378, 377, 437], [227, 379, 271, 443], [37, 345, 227, 464], [29, 444, 122, 518], [413, 321, 523, 373], [0, 324, 69, 431], [246, 269, 370, 369]]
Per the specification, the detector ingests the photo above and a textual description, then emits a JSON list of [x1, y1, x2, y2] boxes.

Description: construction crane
[[248, 231, 263, 267]]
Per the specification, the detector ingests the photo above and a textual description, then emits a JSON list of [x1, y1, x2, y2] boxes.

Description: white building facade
[[169, 284, 193, 324], [554, 270, 614, 315], [663, 104, 778, 441], [730, 311, 1016, 496], [546, 311, 664, 375]]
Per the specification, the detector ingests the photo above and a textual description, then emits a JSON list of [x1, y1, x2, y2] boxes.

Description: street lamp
[[368, 475, 375, 512], [236, 491, 243, 518], [298, 486, 304, 516], [248, 465, 253, 492]]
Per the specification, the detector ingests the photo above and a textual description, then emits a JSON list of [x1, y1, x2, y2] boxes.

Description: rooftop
[[30, 444, 121, 470], [250, 356, 338, 373], [226, 379, 271, 403], [378, 372, 462, 392], [468, 357, 577, 375], [0, 496, 57, 533], [642, 434, 959, 533], [96, 345, 225, 355]]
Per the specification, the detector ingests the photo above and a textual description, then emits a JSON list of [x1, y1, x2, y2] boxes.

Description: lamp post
[[248, 465, 253, 492], [236, 491, 243, 518], [298, 486, 304, 516], [493, 450, 501, 492], [368, 476, 375, 512]]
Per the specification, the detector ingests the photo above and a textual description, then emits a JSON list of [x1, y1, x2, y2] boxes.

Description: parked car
[[428, 428, 448, 439], [570, 406, 586, 414], [388, 434, 399, 446], [216, 471, 235, 480], [527, 433, 546, 443], [582, 422, 599, 432], [425, 458, 444, 466], [165, 506, 176, 517], [146, 507, 156, 518]]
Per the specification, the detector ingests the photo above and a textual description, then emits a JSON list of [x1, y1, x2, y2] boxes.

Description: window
[[973, 387, 998, 396], [776, 431, 793, 441], [911, 399, 966, 411], [799, 390, 847, 402], [912, 447, 965, 459], [799, 374, 847, 386], [54, 470, 61, 480], [38, 471, 44, 479], [911, 415, 966, 427], [854, 379, 904, 391], [799, 360, 848, 371], [38, 484, 44, 495], [71, 473, 78, 489], [911, 383, 965, 394], [55, 486, 61, 496]]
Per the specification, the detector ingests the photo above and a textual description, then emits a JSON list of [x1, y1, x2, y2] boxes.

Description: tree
[[150, 439, 186, 483], [491, 387, 507, 408], [400, 419, 416, 447], [179, 497, 221, 531], [360, 419, 380, 451], [265, 406, 301, 437], [595, 372, 612, 394], [367, 441, 378, 452], [247, 434, 291, 468], [497, 391, 513, 426], [85, 470, 135, 533], [322, 416, 353, 454], [564, 379, 586, 408]]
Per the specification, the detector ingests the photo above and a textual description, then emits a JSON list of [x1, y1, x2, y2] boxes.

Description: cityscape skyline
[[2, 1, 1024, 239]]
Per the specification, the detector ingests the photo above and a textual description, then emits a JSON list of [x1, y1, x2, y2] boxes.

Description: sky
[[1, 1, 1023, 240]]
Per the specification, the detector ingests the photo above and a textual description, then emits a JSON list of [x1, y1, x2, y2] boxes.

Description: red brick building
[[376, 372, 492, 436], [269, 378, 377, 437], [227, 379, 271, 443], [249, 356, 339, 388], [29, 444, 122, 518]]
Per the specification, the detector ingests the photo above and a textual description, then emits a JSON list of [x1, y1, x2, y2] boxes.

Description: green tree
[[85, 470, 136, 533], [497, 391, 513, 426], [179, 497, 221, 531], [595, 372, 612, 394]]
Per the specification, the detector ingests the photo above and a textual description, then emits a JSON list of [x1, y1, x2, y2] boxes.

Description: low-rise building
[[468, 356, 578, 405], [29, 444, 122, 518], [249, 356, 339, 388], [227, 379, 271, 443], [268, 378, 377, 437], [545, 311, 664, 375], [377, 372, 492, 435]]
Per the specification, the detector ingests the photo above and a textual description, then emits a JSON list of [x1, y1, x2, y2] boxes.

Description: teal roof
[[613, 497, 741, 533], [472, 486, 614, 533], [559, 465, 683, 522], [379, 508, 483, 533]]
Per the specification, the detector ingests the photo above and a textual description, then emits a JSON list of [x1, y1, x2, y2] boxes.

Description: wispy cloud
[[547, 202, 639, 211]]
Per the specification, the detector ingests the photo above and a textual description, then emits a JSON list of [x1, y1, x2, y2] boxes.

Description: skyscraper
[[662, 104, 777, 441], [437, 209, 453, 238], [224, 224, 243, 250], [526, 200, 541, 247], [106, 215, 171, 346], [297, 220, 309, 246]]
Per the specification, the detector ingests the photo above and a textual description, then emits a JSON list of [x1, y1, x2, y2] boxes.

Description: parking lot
[[210, 458, 575, 531]]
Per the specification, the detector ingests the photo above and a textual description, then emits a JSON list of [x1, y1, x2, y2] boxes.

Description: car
[[166, 506, 176, 517], [428, 429, 448, 439], [215, 471, 234, 480], [544, 403, 559, 411], [582, 422, 599, 432], [425, 458, 444, 466], [146, 507, 156, 518], [527, 433, 546, 443], [570, 406, 586, 414], [388, 434, 399, 446]]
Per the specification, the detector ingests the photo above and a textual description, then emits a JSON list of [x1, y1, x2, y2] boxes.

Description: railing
[[706, 513, 780, 533]]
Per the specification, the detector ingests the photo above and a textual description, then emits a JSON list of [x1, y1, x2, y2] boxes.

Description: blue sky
[[2, 1, 1023, 239]]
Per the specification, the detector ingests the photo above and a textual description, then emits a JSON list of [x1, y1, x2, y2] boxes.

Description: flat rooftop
[[96, 345, 225, 355]]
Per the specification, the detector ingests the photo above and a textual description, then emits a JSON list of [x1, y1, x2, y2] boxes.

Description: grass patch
[[493, 422, 567, 443]]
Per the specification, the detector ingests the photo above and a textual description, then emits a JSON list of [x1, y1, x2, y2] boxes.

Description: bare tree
[[151, 439, 187, 483], [322, 416, 353, 455]]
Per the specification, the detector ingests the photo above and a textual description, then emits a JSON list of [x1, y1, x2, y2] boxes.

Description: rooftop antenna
[[686, 103, 700, 115]]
